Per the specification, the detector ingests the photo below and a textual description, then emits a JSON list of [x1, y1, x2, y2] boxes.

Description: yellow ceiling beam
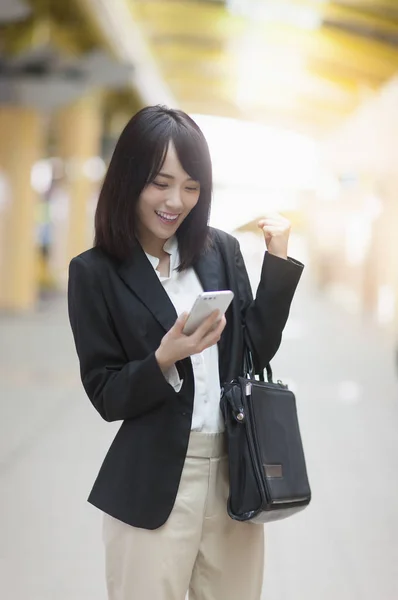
[[133, 0, 398, 62], [139, 16, 398, 82], [152, 44, 226, 65], [1, 13, 95, 57], [132, 0, 398, 38], [22, 0, 100, 53], [277, 0, 398, 29], [150, 38, 384, 93], [307, 56, 385, 89], [147, 43, 391, 104], [131, 1, 242, 39], [236, 25, 398, 79], [333, 0, 398, 11], [323, 3, 398, 31]]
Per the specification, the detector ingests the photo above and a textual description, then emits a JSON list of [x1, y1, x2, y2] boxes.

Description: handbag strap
[[213, 228, 273, 384], [243, 344, 273, 383]]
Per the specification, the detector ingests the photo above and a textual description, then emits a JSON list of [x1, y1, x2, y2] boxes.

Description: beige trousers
[[102, 432, 265, 600]]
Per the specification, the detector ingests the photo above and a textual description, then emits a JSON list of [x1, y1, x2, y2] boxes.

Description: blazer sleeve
[[68, 256, 177, 422], [233, 239, 304, 372]]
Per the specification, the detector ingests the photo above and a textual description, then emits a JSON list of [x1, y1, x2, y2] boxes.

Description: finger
[[198, 315, 226, 348], [192, 310, 220, 341], [260, 225, 285, 234], [258, 219, 282, 227], [259, 218, 286, 225], [213, 315, 226, 332], [197, 323, 224, 351], [195, 310, 220, 338], [259, 213, 289, 224], [200, 314, 226, 344]]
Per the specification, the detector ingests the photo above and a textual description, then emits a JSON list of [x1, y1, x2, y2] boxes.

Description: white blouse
[[145, 236, 224, 433]]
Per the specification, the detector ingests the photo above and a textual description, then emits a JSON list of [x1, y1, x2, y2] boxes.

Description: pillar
[[0, 107, 44, 310], [55, 94, 102, 274]]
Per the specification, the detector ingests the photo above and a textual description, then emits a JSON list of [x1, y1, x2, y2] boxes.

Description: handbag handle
[[243, 346, 273, 383]]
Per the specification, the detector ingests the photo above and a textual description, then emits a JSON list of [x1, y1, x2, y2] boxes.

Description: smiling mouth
[[155, 210, 180, 224]]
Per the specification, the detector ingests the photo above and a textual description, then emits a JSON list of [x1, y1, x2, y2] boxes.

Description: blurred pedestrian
[[68, 105, 303, 600]]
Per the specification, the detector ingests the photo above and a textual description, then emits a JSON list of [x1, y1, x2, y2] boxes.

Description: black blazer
[[68, 227, 303, 529]]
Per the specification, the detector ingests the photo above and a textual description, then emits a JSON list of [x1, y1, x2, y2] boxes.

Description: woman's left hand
[[258, 212, 291, 260]]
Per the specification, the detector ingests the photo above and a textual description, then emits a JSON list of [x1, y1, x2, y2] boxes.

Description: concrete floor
[[1, 268, 398, 600]]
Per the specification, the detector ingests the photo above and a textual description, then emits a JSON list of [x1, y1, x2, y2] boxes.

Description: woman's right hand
[[155, 311, 226, 373]]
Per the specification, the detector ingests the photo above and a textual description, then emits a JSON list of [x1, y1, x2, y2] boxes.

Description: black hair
[[94, 105, 213, 270]]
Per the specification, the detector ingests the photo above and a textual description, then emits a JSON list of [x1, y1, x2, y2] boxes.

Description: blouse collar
[[144, 236, 179, 280]]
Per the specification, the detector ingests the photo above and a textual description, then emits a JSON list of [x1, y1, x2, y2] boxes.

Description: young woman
[[68, 105, 304, 600]]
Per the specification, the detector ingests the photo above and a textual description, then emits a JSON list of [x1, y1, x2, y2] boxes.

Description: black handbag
[[220, 349, 311, 523]]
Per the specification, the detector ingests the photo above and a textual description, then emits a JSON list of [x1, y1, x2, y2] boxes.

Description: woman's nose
[[166, 188, 184, 211]]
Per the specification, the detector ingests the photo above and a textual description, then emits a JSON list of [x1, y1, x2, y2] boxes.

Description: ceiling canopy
[[130, 0, 398, 136]]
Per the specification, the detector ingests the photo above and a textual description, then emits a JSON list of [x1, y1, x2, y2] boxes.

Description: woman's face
[[136, 141, 200, 247]]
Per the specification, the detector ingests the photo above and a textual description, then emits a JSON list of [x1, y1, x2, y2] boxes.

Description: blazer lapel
[[117, 235, 226, 333], [117, 244, 177, 333]]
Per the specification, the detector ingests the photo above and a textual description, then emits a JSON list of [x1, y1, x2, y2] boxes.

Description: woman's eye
[[186, 186, 199, 192], [153, 182, 168, 189]]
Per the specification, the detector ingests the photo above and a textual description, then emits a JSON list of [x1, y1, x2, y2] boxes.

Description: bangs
[[146, 114, 212, 192], [171, 123, 212, 191], [146, 135, 169, 184]]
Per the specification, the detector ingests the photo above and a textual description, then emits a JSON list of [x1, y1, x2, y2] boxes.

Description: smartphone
[[182, 290, 234, 336]]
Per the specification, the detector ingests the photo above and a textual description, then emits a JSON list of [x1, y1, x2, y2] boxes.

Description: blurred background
[[1, 1, 398, 599]]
